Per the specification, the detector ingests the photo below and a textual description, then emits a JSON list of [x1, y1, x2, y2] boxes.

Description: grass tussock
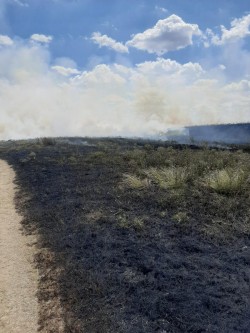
[[144, 166, 189, 189], [204, 168, 249, 195], [121, 173, 150, 189], [122, 166, 189, 191]]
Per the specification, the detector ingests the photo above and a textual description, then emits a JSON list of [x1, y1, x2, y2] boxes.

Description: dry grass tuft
[[172, 212, 189, 223], [121, 174, 150, 190], [144, 166, 189, 189], [204, 168, 249, 195]]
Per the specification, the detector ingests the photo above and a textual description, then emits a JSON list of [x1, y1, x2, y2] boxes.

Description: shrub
[[40, 137, 56, 146], [204, 168, 249, 195], [29, 152, 36, 160]]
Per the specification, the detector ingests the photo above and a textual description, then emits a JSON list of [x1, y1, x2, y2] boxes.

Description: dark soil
[[1, 138, 250, 333]]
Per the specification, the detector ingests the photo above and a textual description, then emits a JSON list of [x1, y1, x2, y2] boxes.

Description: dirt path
[[0, 160, 38, 333]]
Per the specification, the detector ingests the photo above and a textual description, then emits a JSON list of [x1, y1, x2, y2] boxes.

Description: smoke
[[0, 40, 250, 140]]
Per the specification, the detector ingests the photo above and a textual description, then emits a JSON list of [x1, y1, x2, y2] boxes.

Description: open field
[[1, 138, 250, 333]]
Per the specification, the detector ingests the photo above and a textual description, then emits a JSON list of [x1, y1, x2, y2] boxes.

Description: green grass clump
[[204, 168, 249, 195], [144, 166, 189, 189]]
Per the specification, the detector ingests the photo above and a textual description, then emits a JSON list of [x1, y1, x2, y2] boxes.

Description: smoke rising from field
[[0, 41, 250, 140]]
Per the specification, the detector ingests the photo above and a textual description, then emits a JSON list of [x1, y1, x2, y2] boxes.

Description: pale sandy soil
[[0, 160, 38, 333]]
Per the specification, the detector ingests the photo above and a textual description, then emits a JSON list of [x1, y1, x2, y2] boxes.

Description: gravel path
[[0, 160, 38, 333]]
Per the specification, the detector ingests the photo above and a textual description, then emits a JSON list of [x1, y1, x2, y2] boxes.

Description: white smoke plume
[[0, 38, 249, 140]]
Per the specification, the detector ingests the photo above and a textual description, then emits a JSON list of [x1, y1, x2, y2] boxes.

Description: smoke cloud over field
[[0, 39, 250, 139]]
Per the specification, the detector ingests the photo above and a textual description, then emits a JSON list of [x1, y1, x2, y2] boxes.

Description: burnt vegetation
[[1, 138, 250, 333]]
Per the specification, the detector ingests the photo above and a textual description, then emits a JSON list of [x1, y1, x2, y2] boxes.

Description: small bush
[[204, 168, 249, 195], [40, 137, 56, 146], [29, 152, 36, 160]]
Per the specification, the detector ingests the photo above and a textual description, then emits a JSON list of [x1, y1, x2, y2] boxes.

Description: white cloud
[[51, 65, 80, 76], [127, 14, 201, 55], [30, 34, 53, 44], [205, 14, 250, 46], [0, 35, 13, 46], [91, 32, 128, 53]]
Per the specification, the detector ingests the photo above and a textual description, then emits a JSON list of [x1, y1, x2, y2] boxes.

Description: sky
[[0, 0, 250, 139]]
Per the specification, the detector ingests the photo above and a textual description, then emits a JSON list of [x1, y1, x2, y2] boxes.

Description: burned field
[[1, 138, 250, 333]]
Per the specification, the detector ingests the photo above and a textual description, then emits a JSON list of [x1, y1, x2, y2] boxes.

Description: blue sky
[[0, 0, 250, 139], [3, 0, 250, 67]]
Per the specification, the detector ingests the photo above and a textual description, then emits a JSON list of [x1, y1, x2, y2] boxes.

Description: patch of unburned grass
[[144, 166, 189, 189], [121, 174, 150, 190], [204, 168, 249, 195]]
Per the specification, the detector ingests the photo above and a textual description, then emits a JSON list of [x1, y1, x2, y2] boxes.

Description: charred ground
[[1, 138, 250, 333]]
